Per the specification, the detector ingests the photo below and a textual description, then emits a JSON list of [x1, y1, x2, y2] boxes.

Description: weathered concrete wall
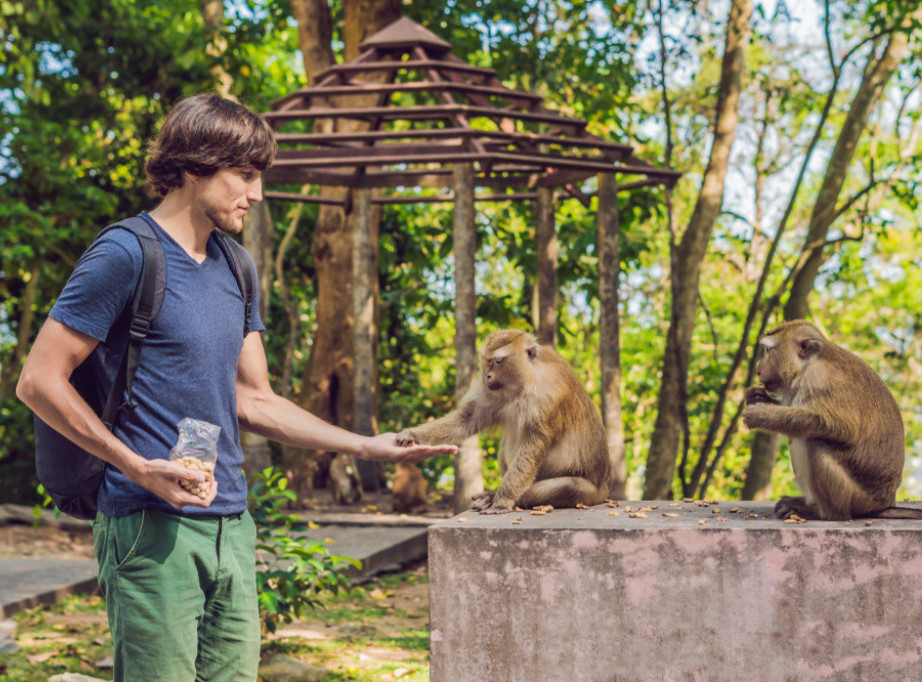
[[428, 500, 922, 682]]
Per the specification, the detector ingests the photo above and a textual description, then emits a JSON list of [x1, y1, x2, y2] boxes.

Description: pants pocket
[[111, 510, 148, 569]]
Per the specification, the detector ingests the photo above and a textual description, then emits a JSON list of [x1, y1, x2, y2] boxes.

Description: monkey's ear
[[797, 338, 820, 359], [526, 344, 538, 360]]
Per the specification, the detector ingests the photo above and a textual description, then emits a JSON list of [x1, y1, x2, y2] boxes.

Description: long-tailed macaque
[[743, 320, 921, 521], [396, 329, 613, 514], [392, 462, 428, 515]]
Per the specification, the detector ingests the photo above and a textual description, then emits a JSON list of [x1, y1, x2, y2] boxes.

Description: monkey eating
[[396, 329, 613, 514], [742, 320, 921, 521]]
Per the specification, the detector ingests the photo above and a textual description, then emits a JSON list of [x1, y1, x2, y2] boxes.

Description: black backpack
[[33, 214, 255, 520]]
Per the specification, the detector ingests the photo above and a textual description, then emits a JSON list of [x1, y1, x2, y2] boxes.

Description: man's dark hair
[[144, 93, 277, 196]]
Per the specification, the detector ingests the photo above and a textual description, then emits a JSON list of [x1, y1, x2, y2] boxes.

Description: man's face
[[195, 167, 263, 234]]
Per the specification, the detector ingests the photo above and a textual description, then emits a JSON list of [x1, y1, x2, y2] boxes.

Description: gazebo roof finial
[[359, 16, 451, 54]]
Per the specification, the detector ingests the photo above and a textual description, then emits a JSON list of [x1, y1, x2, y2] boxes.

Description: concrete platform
[[428, 500, 922, 682]]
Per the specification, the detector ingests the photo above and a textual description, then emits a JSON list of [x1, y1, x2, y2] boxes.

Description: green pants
[[93, 509, 260, 682]]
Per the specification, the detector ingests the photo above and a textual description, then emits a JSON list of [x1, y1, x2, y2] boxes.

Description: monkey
[[396, 329, 614, 514], [391, 462, 428, 515], [329, 452, 363, 505], [742, 320, 922, 521]]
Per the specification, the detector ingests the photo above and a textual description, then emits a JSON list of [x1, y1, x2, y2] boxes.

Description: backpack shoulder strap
[[97, 214, 166, 427], [212, 231, 256, 337]]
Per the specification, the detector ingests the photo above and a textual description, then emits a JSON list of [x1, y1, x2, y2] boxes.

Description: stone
[[258, 652, 329, 682], [0, 619, 18, 654], [429, 500, 922, 681]]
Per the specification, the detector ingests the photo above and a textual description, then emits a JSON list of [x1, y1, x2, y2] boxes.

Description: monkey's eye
[[494, 357, 504, 365]]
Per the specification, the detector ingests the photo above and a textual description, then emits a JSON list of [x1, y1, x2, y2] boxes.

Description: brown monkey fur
[[329, 453, 363, 505], [392, 463, 428, 514], [742, 320, 920, 521], [396, 329, 613, 514]]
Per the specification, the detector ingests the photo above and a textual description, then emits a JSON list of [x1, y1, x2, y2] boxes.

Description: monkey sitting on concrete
[[742, 320, 921, 521], [396, 329, 613, 514]]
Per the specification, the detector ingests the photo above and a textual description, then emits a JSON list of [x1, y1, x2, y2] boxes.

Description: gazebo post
[[352, 187, 384, 492], [352, 187, 378, 437], [535, 186, 557, 347], [597, 173, 626, 499], [452, 163, 484, 513]]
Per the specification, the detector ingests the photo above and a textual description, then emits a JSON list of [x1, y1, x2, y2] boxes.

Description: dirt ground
[[0, 522, 95, 560]]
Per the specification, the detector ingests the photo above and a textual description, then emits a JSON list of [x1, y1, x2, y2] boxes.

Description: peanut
[[174, 456, 216, 499]]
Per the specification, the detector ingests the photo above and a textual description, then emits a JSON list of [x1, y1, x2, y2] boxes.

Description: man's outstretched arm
[[235, 331, 457, 463]]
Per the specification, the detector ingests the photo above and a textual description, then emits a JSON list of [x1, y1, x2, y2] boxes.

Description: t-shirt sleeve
[[49, 235, 140, 342]]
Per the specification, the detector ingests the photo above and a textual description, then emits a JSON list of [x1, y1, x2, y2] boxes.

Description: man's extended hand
[[362, 432, 457, 464]]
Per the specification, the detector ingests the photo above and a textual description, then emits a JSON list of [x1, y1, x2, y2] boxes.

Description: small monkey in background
[[397, 329, 613, 514], [392, 462, 428, 515], [742, 320, 922, 521]]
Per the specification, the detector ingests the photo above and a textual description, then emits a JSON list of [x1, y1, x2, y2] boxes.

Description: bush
[[247, 467, 360, 634]]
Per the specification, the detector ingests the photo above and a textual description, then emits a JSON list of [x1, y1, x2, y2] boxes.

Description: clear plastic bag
[[169, 417, 220, 499]]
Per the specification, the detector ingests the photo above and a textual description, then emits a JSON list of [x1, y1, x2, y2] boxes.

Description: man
[[16, 93, 455, 681]]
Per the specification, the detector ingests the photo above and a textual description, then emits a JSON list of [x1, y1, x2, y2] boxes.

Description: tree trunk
[[201, 0, 234, 97], [241, 201, 275, 476], [452, 163, 483, 513], [0, 263, 39, 402], [598, 173, 626, 499], [785, 27, 917, 320], [741, 13, 919, 499], [644, 0, 753, 500], [535, 187, 557, 347], [287, 0, 399, 504]]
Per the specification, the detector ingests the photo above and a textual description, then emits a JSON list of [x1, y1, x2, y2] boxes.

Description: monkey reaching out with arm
[[397, 329, 614, 514], [742, 320, 922, 521]]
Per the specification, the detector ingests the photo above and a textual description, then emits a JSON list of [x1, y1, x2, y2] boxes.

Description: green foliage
[[248, 468, 360, 634]]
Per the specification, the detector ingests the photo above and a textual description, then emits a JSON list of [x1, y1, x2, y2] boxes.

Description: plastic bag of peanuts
[[169, 417, 220, 499]]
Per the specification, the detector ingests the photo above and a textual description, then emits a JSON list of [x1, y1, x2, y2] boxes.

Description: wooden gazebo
[[261, 17, 680, 503]]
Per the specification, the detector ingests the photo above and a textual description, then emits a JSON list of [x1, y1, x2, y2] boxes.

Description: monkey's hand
[[478, 493, 517, 514], [774, 496, 819, 520], [471, 491, 493, 512], [745, 385, 777, 406], [480, 503, 516, 515], [395, 430, 421, 447]]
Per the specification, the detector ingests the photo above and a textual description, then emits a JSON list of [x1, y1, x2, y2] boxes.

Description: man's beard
[[203, 203, 243, 235]]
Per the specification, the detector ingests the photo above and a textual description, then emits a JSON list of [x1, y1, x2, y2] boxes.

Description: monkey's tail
[[874, 506, 922, 519]]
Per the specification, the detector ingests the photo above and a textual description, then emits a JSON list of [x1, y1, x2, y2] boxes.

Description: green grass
[[0, 594, 112, 682]]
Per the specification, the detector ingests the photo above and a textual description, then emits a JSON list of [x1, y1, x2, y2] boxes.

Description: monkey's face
[[757, 329, 821, 397], [483, 354, 507, 391], [480, 330, 537, 392], [756, 337, 783, 392]]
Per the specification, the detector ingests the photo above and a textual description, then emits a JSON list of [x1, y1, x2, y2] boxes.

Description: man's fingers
[[168, 461, 206, 484], [396, 444, 457, 463], [166, 480, 217, 509]]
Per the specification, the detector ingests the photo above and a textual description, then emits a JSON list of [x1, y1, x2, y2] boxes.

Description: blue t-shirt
[[49, 213, 265, 517]]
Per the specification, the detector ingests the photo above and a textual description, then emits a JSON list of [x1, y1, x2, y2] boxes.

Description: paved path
[[0, 500, 451, 618]]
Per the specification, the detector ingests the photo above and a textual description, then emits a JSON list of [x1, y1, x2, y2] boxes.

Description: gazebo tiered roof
[[262, 17, 679, 206]]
